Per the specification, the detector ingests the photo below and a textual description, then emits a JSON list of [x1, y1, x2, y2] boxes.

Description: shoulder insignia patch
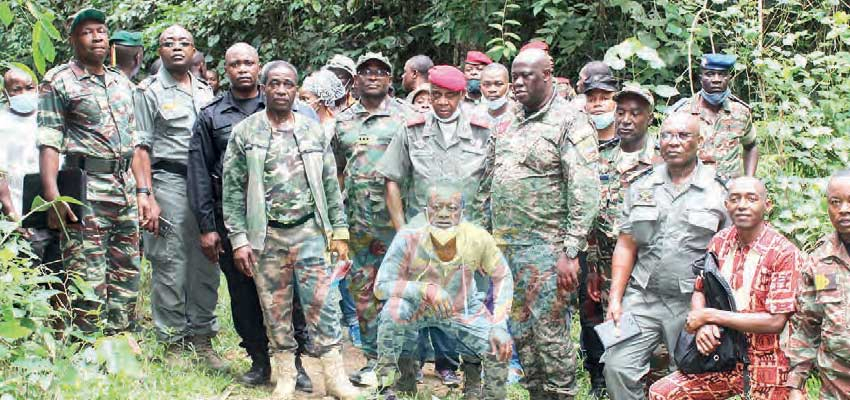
[[137, 75, 156, 91], [635, 188, 656, 206]]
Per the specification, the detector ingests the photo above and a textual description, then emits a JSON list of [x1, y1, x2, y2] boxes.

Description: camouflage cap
[[69, 8, 106, 34], [110, 30, 142, 47], [614, 83, 654, 108], [355, 52, 393, 75], [326, 54, 356, 77]]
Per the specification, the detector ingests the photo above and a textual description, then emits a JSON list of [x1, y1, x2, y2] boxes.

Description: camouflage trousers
[[346, 227, 394, 358], [376, 303, 508, 399], [61, 197, 140, 332], [581, 229, 616, 389], [145, 171, 220, 342], [502, 243, 578, 399], [252, 219, 342, 354]]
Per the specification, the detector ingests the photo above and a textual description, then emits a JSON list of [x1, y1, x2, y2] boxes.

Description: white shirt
[[0, 107, 39, 216]]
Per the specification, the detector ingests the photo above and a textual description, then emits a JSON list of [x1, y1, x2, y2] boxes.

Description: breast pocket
[[460, 145, 487, 176], [815, 270, 847, 332], [67, 92, 102, 126], [520, 136, 558, 174], [410, 145, 435, 178], [629, 206, 659, 245], [684, 209, 721, 249], [159, 107, 190, 134]]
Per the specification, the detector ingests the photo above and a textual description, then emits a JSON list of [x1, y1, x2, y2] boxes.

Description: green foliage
[[0, 204, 142, 399]]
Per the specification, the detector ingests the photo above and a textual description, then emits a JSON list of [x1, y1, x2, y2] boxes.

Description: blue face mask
[[700, 88, 730, 106], [466, 79, 481, 95], [8, 92, 38, 115], [591, 111, 615, 130]]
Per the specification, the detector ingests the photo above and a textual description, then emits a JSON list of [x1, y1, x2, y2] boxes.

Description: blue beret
[[701, 54, 736, 71]]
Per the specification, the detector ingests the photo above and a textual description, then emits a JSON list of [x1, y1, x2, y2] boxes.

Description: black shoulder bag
[[674, 251, 751, 399]]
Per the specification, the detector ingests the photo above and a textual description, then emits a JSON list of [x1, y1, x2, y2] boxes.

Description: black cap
[[582, 74, 618, 94]]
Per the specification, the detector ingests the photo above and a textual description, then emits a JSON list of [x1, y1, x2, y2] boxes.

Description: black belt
[[268, 213, 315, 229], [153, 160, 187, 177], [65, 155, 131, 174]]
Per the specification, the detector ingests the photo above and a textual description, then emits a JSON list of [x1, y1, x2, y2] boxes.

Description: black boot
[[295, 353, 314, 393], [240, 349, 271, 386]]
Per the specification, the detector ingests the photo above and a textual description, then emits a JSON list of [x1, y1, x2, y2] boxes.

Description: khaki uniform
[[603, 161, 730, 400], [135, 68, 217, 342], [377, 110, 491, 219]]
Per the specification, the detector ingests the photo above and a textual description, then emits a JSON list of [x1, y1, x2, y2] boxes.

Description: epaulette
[[42, 63, 71, 81], [728, 94, 751, 110], [714, 174, 729, 190], [469, 114, 490, 129], [136, 75, 158, 91], [201, 93, 226, 110], [630, 166, 656, 186], [406, 113, 426, 127]]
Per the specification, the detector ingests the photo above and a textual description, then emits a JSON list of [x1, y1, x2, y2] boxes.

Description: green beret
[[110, 30, 143, 47], [69, 8, 106, 34]]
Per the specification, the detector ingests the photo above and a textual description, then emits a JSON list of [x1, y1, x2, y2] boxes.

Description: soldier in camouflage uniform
[[374, 183, 513, 399], [133, 25, 222, 366], [476, 49, 601, 399], [785, 170, 850, 400], [330, 52, 415, 386], [604, 112, 730, 400], [222, 61, 359, 400], [667, 54, 758, 181], [37, 8, 146, 332], [582, 81, 663, 397]]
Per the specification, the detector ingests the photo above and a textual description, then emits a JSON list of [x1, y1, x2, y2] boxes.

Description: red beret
[[465, 51, 493, 65], [521, 40, 550, 53], [428, 65, 466, 92]]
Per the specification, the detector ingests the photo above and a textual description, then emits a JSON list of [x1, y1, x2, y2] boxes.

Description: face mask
[[433, 107, 461, 123], [487, 95, 508, 111], [429, 225, 458, 246], [590, 111, 615, 130], [700, 88, 730, 106], [466, 79, 481, 95], [8, 93, 38, 114]]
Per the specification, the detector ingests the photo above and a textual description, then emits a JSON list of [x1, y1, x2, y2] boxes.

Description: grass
[[72, 260, 816, 399]]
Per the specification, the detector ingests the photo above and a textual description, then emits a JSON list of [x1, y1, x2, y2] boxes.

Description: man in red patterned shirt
[[649, 176, 803, 400]]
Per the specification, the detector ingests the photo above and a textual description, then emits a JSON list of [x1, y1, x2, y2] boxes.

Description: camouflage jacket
[[375, 220, 513, 329], [222, 111, 348, 250], [668, 93, 756, 180], [595, 135, 660, 239], [477, 93, 600, 256], [786, 232, 850, 397], [331, 97, 414, 235], [37, 60, 139, 203], [377, 110, 491, 220]]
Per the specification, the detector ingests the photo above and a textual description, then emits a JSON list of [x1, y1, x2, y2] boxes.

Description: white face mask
[[487, 95, 508, 110], [433, 107, 461, 123], [8, 92, 38, 115], [425, 207, 463, 246]]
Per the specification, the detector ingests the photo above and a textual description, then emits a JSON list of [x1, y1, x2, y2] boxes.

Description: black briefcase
[[21, 169, 88, 229]]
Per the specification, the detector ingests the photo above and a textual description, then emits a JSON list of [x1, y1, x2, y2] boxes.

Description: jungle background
[[0, 0, 847, 398]]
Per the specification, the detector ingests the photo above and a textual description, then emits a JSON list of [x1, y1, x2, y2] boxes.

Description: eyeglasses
[[358, 69, 391, 78], [660, 131, 697, 142], [160, 41, 194, 48]]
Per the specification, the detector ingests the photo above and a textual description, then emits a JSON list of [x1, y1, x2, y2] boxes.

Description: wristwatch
[[564, 246, 580, 259], [136, 187, 151, 196]]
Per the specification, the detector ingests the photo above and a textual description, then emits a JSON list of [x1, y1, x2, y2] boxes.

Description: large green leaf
[[0, 1, 12, 27], [0, 320, 32, 340]]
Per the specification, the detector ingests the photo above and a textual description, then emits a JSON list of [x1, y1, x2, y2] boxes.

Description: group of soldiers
[[1, 6, 849, 400]]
